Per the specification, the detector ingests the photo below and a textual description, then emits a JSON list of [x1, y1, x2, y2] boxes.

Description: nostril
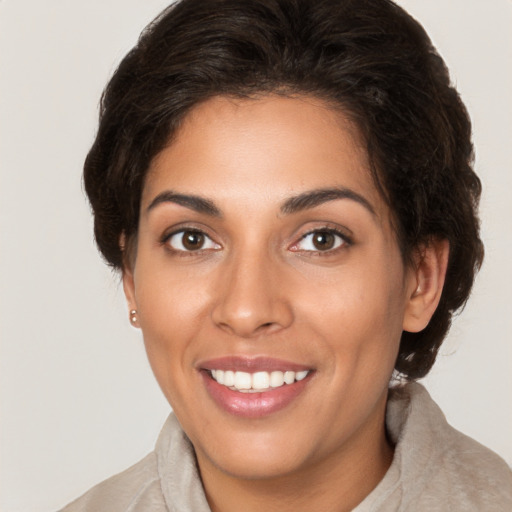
[[254, 321, 279, 334]]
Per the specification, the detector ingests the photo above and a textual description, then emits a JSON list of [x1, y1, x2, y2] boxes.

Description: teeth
[[270, 371, 284, 388], [234, 371, 252, 390], [284, 371, 295, 385], [296, 370, 308, 381], [210, 369, 310, 391], [252, 371, 270, 390], [224, 370, 235, 387]]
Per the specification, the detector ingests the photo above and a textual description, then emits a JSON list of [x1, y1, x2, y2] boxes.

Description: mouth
[[209, 369, 310, 393], [199, 357, 314, 418]]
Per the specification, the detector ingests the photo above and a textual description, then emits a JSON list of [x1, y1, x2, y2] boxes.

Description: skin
[[123, 95, 448, 512]]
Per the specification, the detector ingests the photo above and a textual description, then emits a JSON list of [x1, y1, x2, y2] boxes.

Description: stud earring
[[129, 309, 138, 325]]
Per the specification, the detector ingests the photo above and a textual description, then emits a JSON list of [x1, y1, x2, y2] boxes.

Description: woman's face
[[124, 95, 419, 480]]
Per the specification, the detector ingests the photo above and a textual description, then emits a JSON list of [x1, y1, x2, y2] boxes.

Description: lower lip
[[201, 372, 311, 418]]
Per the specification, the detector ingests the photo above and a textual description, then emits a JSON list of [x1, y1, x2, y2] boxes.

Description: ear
[[120, 233, 140, 328], [402, 239, 450, 333]]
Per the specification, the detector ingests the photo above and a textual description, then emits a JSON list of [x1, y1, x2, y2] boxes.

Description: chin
[[204, 447, 309, 481], [190, 418, 327, 482]]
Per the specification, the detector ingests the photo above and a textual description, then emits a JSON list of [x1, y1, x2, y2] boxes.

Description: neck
[[197, 392, 393, 512]]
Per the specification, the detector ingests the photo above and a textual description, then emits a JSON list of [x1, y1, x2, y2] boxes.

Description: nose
[[211, 249, 294, 338]]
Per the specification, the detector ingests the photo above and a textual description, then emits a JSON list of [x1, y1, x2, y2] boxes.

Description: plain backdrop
[[1, 1, 511, 511]]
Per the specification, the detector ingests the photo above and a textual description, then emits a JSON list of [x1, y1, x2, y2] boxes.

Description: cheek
[[295, 257, 407, 363], [135, 255, 213, 329], [133, 259, 214, 390]]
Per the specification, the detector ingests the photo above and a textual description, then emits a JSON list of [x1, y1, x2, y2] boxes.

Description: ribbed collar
[[354, 383, 448, 511]]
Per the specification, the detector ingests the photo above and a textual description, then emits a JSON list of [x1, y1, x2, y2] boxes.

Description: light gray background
[[1, 1, 511, 511]]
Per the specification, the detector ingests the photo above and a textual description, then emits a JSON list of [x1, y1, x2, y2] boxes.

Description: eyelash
[[290, 227, 352, 255], [160, 228, 221, 255], [160, 226, 352, 256]]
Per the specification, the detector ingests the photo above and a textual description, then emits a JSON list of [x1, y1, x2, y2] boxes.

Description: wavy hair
[[84, 0, 484, 379]]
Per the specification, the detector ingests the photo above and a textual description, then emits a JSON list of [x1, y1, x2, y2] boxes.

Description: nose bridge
[[212, 242, 292, 337]]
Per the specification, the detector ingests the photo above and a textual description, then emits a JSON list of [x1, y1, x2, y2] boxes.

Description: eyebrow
[[280, 187, 376, 216], [146, 191, 222, 217], [146, 186, 375, 218]]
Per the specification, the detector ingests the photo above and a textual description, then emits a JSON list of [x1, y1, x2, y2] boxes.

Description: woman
[[61, 0, 512, 510]]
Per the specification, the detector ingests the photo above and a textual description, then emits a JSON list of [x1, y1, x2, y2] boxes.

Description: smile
[[200, 357, 314, 418], [210, 369, 310, 392]]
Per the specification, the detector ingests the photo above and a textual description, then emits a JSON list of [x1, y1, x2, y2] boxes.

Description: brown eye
[[292, 229, 346, 252], [166, 230, 220, 252], [182, 231, 205, 250], [312, 231, 336, 250]]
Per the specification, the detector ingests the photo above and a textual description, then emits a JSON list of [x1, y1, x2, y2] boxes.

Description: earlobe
[[123, 266, 140, 328], [403, 239, 450, 333], [120, 232, 140, 328]]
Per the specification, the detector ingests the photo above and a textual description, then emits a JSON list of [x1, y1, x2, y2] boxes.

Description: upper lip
[[197, 356, 312, 373]]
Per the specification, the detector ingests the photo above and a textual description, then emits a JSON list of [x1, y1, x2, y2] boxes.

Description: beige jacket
[[60, 383, 512, 511]]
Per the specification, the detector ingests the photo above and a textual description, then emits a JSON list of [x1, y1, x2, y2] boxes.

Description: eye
[[165, 230, 220, 252], [291, 229, 347, 252]]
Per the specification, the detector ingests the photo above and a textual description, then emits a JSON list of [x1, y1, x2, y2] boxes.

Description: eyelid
[[289, 226, 352, 253], [161, 227, 221, 252]]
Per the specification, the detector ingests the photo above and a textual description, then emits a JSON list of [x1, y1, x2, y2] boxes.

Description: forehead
[[143, 95, 386, 220]]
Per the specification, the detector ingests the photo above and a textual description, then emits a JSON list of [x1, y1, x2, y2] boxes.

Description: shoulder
[[58, 413, 208, 512], [428, 417, 512, 509], [388, 383, 512, 511], [58, 452, 167, 512]]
